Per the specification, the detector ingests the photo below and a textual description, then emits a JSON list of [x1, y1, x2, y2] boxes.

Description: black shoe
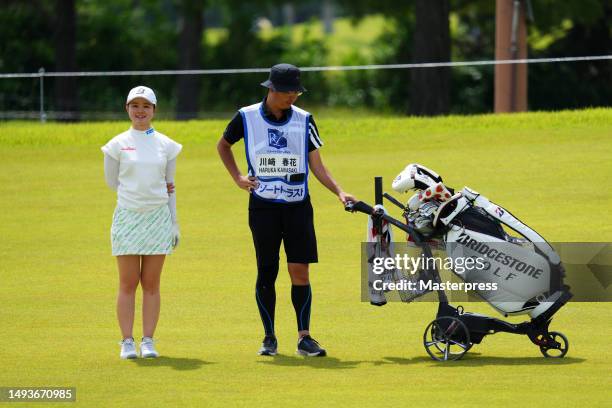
[[258, 335, 278, 356], [297, 335, 326, 357]]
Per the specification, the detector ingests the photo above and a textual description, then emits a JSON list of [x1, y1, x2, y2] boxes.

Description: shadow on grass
[[131, 356, 214, 371], [256, 354, 364, 369], [380, 355, 585, 367]]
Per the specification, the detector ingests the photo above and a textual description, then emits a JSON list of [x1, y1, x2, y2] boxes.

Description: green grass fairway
[[1, 109, 611, 407]]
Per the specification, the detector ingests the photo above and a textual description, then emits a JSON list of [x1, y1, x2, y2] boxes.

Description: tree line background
[[0, 0, 610, 120]]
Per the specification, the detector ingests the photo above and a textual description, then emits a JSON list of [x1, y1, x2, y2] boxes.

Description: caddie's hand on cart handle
[[339, 191, 357, 205]]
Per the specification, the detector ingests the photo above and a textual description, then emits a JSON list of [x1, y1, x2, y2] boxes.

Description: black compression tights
[[255, 264, 279, 336], [255, 264, 312, 336]]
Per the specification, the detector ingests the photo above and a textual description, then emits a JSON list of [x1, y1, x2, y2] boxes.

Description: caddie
[[217, 63, 356, 357]]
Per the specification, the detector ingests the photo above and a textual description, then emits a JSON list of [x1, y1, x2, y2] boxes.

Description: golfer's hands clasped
[[235, 175, 259, 192], [338, 191, 357, 206]]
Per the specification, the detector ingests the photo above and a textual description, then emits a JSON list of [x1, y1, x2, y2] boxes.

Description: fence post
[[38, 67, 47, 123]]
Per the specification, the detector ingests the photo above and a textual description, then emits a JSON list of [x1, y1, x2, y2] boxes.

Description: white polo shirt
[[101, 127, 182, 210]]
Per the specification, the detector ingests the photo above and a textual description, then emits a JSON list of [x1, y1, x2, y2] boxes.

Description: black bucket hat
[[260, 63, 307, 93]]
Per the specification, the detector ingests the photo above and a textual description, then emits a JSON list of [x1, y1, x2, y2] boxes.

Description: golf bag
[[392, 164, 567, 318], [350, 164, 572, 361]]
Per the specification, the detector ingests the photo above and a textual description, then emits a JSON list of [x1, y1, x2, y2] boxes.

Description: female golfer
[[102, 86, 182, 359]]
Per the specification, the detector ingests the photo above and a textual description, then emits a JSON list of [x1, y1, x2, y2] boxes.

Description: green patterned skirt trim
[[111, 205, 172, 256]]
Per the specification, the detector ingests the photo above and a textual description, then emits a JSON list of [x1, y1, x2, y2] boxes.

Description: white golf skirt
[[111, 205, 173, 256]]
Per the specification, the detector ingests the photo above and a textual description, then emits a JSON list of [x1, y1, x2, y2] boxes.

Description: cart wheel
[[430, 323, 473, 354], [539, 331, 569, 358], [423, 317, 471, 361]]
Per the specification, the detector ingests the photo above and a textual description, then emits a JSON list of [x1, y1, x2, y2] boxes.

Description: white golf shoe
[[119, 338, 137, 359], [140, 337, 159, 358]]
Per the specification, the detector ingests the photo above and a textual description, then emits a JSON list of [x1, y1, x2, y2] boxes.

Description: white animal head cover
[[392, 163, 443, 193]]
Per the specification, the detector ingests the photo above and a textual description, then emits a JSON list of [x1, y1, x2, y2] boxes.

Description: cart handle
[[383, 192, 406, 211]]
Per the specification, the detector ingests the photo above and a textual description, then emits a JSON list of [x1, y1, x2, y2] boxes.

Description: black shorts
[[248, 196, 318, 265]]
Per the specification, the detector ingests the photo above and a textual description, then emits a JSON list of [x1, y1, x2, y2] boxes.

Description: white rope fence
[[1, 55, 610, 78], [0, 55, 609, 121]]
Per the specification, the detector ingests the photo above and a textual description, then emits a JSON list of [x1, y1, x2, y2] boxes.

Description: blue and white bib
[[240, 102, 310, 203]]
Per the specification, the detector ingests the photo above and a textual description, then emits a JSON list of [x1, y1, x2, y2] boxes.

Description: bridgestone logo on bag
[[456, 233, 544, 279]]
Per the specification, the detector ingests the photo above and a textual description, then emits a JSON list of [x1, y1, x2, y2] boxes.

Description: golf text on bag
[[456, 233, 544, 280]]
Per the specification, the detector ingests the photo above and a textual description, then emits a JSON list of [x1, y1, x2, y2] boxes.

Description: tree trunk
[[54, 0, 78, 121], [283, 3, 295, 27], [322, 0, 334, 34], [409, 0, 451, 116], [495, 0, 528, 112], [176, 0, 204, 120]]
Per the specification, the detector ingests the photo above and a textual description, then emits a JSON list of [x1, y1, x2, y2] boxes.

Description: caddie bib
[[240, 102, 310, 203]]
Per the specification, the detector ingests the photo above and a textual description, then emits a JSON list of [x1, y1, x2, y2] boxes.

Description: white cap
[[126, 86, 157, 105]]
